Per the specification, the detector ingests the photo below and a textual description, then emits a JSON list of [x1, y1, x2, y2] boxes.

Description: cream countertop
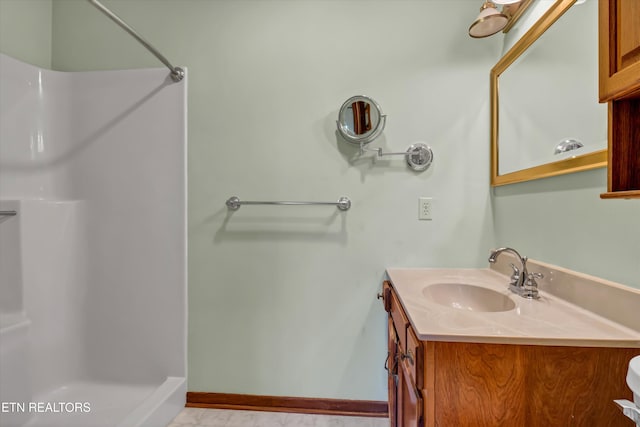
[[385, 268, 640, 348]]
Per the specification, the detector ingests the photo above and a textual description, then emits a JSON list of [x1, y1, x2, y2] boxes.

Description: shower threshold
[[23, 377, 184, 427]]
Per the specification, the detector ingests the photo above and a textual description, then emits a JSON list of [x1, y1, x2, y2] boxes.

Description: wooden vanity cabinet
[[384, 282, 423, 427], [598, 0, 640, 198], [382, 281, 639, 427]]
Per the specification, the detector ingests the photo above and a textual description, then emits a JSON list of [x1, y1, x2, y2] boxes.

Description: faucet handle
[[509, 263, 519, 274], [528, 272, 543, 280], [508, 263, 521, 286], [525, 272, 544, 286], [523, 272, 543, 299]]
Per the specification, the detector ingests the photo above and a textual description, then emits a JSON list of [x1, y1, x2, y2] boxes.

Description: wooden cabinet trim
[[601, 63, 640, 101], [598, 0, 610, 96], [600, 189, 640, 199], [383, 281, 392, 313]]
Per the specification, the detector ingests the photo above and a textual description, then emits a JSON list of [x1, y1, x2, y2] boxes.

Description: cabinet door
[[387, 318, 398, 427], [599, 0, 640, 101], [397, 358, 422, 427]]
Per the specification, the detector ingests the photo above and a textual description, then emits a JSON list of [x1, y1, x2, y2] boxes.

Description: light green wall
[[492, 169, 640, 289], [0, 0, 52, 68]]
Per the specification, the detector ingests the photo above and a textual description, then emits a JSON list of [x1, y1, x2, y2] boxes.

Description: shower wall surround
[[0, 52, 187, 426]]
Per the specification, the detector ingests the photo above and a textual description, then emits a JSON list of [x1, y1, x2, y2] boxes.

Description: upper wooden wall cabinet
[[599, 0, 640, 198]]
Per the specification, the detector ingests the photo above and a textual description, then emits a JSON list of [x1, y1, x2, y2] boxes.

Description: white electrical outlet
[[419, 197, 432, 220]]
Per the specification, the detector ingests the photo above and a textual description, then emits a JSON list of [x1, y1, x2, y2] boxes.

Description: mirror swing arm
[[336, 95, 433, 172], [360, 137, 434, 173]]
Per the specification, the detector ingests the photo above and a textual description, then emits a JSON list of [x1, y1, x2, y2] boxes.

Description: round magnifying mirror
[[336, 95, 386, 145]]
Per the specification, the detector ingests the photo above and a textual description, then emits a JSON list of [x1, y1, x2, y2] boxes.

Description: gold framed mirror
[[490, 0, 607, 186]]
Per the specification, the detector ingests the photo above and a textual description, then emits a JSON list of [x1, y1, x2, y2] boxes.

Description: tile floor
[[168, 408, 389, 427]]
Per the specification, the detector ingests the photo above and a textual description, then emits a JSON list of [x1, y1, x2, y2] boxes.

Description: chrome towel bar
[[226, 196, 351, 211], [0, 211, 17, 217]]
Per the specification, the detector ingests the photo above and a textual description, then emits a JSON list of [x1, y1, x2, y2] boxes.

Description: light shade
[[469, 1, 508, 38], [492, 0, 522, 4]]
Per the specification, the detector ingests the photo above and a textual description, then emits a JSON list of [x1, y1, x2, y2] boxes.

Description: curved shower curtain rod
[[87, 0, 184, 82]]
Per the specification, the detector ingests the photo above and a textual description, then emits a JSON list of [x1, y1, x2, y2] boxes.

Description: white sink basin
[[422, 283, 516, 312]]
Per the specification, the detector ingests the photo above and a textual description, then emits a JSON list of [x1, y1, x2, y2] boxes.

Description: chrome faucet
[[488, 247, 542, 299]]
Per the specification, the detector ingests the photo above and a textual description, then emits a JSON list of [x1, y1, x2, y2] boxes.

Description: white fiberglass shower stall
[[0, 51, 186, 427]]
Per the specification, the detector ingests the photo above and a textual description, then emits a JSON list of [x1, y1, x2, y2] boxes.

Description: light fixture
[[554, 138, 584, 154], [468, 1, 509, 38], [491, 0, 522, 4]]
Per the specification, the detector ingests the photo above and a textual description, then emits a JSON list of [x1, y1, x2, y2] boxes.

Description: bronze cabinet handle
[[401, 350, 414, 365]]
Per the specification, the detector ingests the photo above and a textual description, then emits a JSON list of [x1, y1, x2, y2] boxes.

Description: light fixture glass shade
[[492, 0, 522, 4], [468, 1, 509, 38]]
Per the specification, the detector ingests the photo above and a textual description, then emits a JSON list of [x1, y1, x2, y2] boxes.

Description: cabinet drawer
[[390, 288, 409, 352]]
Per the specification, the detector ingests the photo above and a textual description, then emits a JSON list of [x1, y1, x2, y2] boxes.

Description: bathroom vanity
[[382, 265, 640, 427]]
